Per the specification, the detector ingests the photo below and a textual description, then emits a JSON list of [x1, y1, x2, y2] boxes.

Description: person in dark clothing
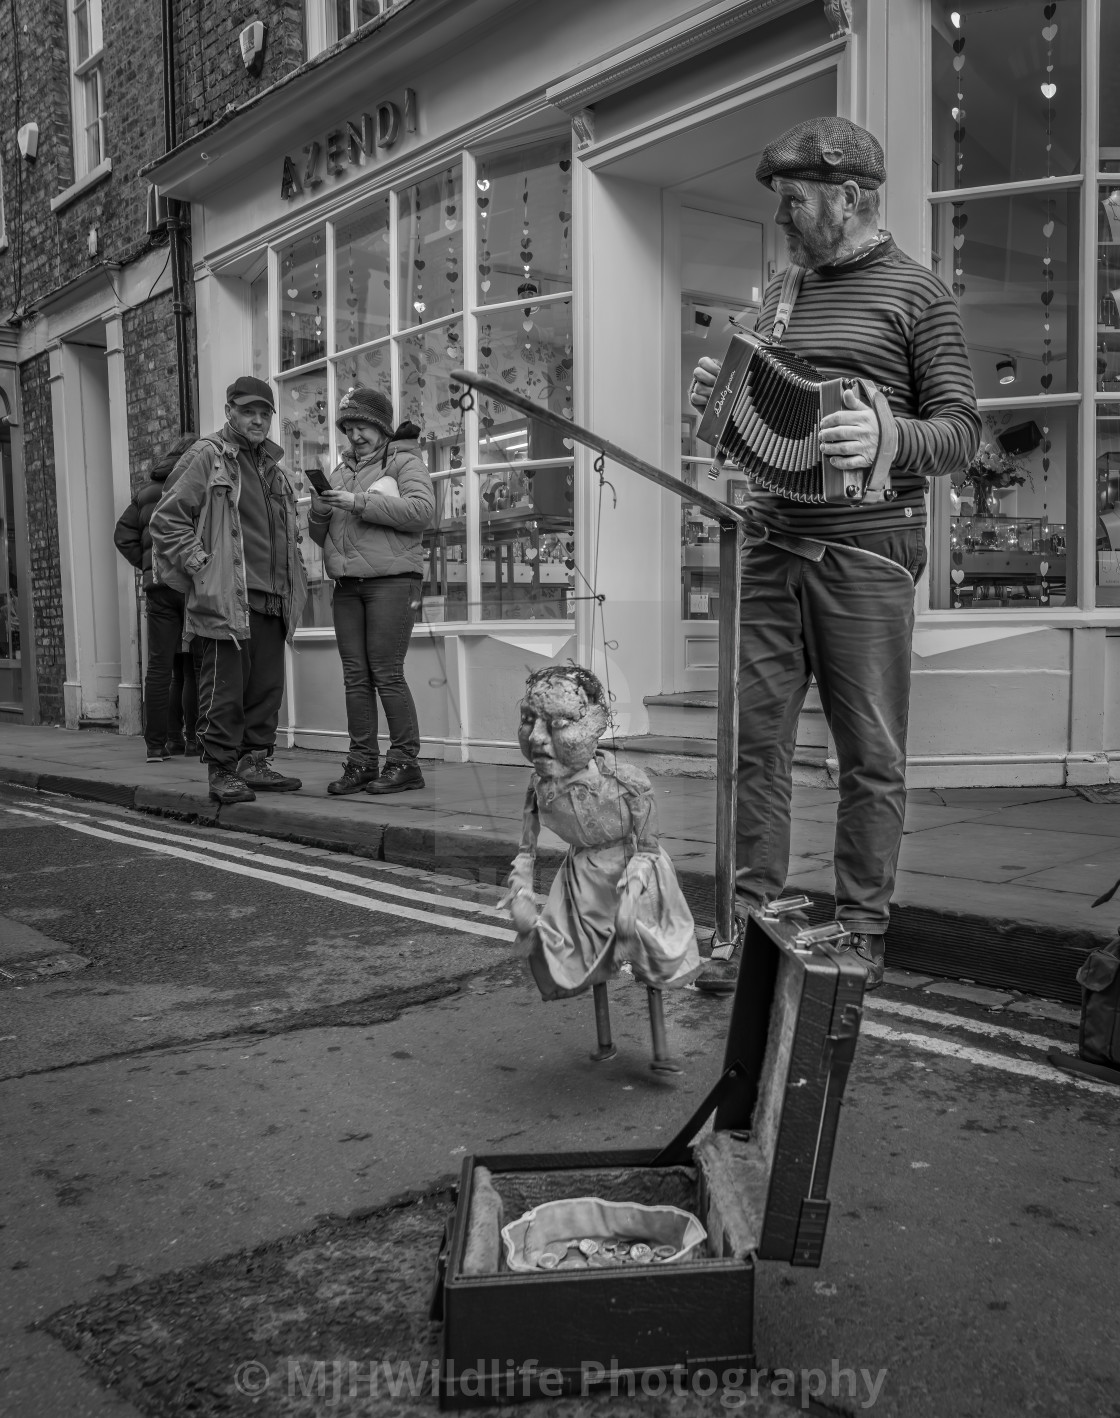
[[689, 118, 981, 993], [113, 433, 199, 762], [149, 377, 309, 805]]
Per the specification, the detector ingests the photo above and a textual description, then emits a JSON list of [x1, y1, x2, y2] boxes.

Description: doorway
[[56, 328, 123, 724]]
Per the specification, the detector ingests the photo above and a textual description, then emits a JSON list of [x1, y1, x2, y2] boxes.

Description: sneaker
[[146, 746, 170, 763], [208, 764, 256, 804], [328, 759, 380, 795], [845, 932, 886, 990], [236, 750, 302, 792], [694, 917, 746, 996], [365, 761, 425, 794], [165, 741, 186, 757]]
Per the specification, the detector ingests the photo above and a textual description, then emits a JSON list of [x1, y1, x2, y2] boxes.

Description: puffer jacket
[[113, 436, 196, 590], [308, 435, 434, 579], [149, 426, 309, 644]]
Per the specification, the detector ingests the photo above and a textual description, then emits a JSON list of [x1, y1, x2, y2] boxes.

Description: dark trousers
[[331, 575, 421, 766], [735, 528, 926, 935], [195, 611, 287, 770], [143, 586, 196, 752]]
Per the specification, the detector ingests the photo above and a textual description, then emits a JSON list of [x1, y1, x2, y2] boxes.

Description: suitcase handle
[[428, 1217, 453, 1323]]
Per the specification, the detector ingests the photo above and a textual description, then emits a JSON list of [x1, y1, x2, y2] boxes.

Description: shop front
[[146, 0, 1120, 786]]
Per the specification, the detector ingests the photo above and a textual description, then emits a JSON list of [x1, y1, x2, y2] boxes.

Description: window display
[[251, 143, 574, 631]]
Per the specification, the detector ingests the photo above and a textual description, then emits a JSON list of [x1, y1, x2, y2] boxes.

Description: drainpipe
[[161, 0, 194, 436]]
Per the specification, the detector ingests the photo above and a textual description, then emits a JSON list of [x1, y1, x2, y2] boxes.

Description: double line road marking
[[4, 800, 516, 944]]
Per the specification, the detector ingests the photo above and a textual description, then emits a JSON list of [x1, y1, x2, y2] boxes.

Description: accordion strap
[[854, 378, 899, 503], [770, 264, 806, 344]]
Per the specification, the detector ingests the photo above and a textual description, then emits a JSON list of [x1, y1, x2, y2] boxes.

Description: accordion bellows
[[698, 331, 856, 504]]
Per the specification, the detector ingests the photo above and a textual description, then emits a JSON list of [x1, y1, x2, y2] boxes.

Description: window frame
[[260, 135, 576, 631], [926, 0, 1104, 615], [67, 0, 106, 180], [304, 0, 394, 60]]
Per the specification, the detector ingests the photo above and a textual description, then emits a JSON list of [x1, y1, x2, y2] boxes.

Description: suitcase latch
[[793, 921, 850, 949]]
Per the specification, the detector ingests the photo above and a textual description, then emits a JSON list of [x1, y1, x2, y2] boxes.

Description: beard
[[785, 201, 846, 270]]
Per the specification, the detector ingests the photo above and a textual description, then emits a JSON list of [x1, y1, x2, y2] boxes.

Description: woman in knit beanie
[[308, 386, 435, 795]]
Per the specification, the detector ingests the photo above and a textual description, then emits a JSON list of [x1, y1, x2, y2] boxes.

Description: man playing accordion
[[690, 117, 980, 992]]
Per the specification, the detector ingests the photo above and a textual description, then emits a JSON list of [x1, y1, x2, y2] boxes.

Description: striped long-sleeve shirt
[[742, 235, 981, 537]]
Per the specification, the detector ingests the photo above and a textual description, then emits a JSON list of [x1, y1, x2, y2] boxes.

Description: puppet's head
[[518, 665, 610, 779]]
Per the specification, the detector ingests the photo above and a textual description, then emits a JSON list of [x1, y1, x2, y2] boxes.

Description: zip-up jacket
[[149, 426, 308, 644], [112, 440, 193, 591], [308, 435, 434, 579]]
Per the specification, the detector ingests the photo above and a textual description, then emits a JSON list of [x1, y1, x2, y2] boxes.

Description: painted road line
[[3, 808, 516, 944], [860, 1019, 1116, 1093], [16, 800, 510, 922], [866, 998, 1068, 1055]]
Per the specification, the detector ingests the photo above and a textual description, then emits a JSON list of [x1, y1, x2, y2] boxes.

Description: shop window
[[257, 140, 573, 631], [398, 167, 463, 329], [930, 0, 1091, 609], [68, 0, 106, 179], [678, 209, 763, 621], [279, 226, 327, 371], [304, 0, 391, 58], [277, 369, 332, 626], [947, 405, 1075, 610], [475, 139, 572, 307], [931, 0, 1081, 191], [250, 270, 268, 379], [474, 299, 574, 620], [335, 197, 390, 351]]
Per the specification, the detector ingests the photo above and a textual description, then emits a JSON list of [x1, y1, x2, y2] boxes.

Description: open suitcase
[[430, 902, 867, 1406]]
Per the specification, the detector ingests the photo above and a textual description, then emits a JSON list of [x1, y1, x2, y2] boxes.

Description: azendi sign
[[280, 89, 417, 201]]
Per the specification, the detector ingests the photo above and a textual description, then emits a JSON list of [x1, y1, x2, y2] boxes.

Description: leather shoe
[[365, 762, 425, 794]]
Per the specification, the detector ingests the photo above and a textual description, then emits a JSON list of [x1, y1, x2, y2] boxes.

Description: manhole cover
[[0, 952, 90, 984]]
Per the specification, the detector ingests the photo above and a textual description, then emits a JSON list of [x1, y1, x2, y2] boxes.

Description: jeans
[[167, 652, 199, 747], [735, 527, 927, 935], [144, 585, 190, 752], [331, 575, 421, 766], [195, 611, 287, 770]]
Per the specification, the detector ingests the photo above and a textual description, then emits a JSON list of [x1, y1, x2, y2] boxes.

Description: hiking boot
[[845, 932, 886, 991], [236, 750, 302, 792], [694, 917, 747, 997], [328, 759, 379, 796], [146, 746, 170, 763], [365, 761, 425, 794], [208, 764, 256, 804]]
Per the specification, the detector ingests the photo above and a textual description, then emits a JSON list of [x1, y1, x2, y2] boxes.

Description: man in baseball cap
[[150, 373, 308, 804], [688, 116, 980, 997]]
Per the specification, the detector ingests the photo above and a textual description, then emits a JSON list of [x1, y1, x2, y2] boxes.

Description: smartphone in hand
[[305, 467, 333, 496]]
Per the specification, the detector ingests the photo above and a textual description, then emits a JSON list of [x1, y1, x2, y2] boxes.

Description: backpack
[[1050, 876, 1120, 1083], [1075, 937, 1120, 1069]]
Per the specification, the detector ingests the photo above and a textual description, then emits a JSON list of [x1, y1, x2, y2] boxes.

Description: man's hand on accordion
[[688, 357, 722, 411], [818, 385, 881, 471]]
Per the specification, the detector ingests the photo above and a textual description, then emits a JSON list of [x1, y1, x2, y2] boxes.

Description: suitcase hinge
[[791, 1198, 831, 1266]]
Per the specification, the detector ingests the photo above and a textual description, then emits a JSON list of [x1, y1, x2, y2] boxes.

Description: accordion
[[697, 330, 870, 504]]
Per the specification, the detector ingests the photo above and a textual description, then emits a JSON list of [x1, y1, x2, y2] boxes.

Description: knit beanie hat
[[336, 386, 395, 437]]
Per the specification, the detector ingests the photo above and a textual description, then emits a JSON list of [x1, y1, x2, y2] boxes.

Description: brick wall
[[123, 290, 198, 489], [173, 0, 304, 142], [18, 356, 65, 725]]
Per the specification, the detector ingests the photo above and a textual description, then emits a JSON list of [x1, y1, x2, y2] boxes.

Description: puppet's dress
[[508, 754, 700, 1000]]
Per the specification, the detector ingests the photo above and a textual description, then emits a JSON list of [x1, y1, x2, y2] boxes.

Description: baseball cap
[[226, 375, 276, 410]]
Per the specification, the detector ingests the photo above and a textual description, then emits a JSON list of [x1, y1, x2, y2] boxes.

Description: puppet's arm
[[501, 781, 541, 933]]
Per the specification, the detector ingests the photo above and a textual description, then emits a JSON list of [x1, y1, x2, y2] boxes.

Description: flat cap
[[756, 116, 885, 189]]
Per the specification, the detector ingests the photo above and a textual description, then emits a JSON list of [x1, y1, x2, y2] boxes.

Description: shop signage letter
[[280, 90, 417, 200]]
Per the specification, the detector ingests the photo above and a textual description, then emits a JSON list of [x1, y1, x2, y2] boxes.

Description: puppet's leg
[[590, 982, 617, 1062], [647, 986, 683, 1074]]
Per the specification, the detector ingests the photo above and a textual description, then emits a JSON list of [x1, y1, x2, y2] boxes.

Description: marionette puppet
[[502, 665, 700, 1072]]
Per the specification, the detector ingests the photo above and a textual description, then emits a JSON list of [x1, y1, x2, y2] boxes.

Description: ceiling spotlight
[[996, 356, 1017, 385]]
